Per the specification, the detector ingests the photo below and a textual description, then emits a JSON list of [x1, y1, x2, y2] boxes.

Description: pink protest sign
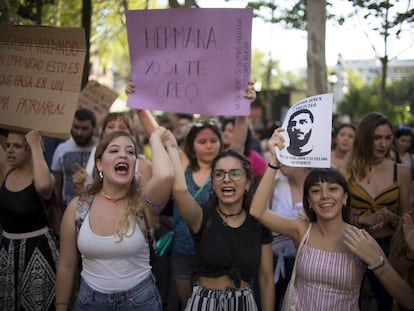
[[125, 8, 252, 116]]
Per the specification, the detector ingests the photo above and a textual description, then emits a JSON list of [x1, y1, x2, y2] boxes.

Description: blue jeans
[[72, 274, 162, 311]]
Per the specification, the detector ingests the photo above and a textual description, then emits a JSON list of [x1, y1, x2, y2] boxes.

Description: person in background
[[55, 128, 174, 311], [0, 129, 58, 311], [249, 101, 266, 151], [346, 112, 411, 311], [165, 129, 274, 310], [390, 126, 414, 204], [72, 112, 151, 194], [389, 209, 414, 310], [173, 113, 194, 146], [222, 117, 267, 189], [43, 136, 66, 168], [251, 127, 414, 310], [330, 123, 356, 178], [51, 108, 97, 205]]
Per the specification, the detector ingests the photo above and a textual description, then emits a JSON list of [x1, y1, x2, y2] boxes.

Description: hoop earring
[[99, 171, 104, 181]]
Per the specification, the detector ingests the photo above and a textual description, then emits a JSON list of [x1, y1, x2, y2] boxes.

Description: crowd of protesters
[[1, 94, 414, 311]]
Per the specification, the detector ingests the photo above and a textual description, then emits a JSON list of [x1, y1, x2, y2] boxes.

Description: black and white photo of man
[[287, 109, 314, 156]]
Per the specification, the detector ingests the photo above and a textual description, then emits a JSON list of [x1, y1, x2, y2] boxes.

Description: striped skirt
[[0, 227, 59, 311], [185, 284, 258, 311]]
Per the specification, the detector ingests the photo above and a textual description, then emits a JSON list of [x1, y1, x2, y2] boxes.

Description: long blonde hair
[[85, 131, 154, 240]]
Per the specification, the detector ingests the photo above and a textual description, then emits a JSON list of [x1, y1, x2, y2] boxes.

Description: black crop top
[[193, 207, 272, 287], [0, 179, 48, 233]]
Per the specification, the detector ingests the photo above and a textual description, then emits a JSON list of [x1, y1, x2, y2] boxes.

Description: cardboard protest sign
[[126, 8, 252, 116], [0, 25, 86, 139], [276, 93, 333, 168], [77, 80, 118, 126]]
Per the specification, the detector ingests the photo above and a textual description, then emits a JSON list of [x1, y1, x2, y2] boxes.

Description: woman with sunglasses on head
[[0, 129, 58, 311], [165, 129, 274, 311]]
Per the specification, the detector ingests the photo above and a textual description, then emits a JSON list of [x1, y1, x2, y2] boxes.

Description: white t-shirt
[[51, 137, 95, 204], [270, 174, 304, 282]]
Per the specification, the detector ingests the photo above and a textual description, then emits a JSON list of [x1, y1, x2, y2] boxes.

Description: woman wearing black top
[[0, 130, 58, 311], [165, 130, 274, 311]]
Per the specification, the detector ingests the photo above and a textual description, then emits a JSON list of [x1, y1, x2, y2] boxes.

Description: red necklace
[[100, 190, 126, 203]]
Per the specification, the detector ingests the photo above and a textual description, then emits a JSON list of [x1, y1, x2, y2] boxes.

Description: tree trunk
[[379, 56, 388, 113], [82, 0, 92, 89], [306, 0, 327, 96], [0, 0, 12, 23]]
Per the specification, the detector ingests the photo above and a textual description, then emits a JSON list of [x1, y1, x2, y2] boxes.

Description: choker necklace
[[100, 190, 126, 203], [217, 207, 244, 225]]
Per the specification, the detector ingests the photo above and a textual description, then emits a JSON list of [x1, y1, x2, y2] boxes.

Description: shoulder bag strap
[[289, 223, 312, 283], [193, 176, 211, 201], [75, 194, 94, 236]]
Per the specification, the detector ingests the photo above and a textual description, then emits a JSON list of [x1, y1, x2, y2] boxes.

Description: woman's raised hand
[[25, 130, 42, 149], [267, 127, 285, 165], [244, 81, 256, 103]]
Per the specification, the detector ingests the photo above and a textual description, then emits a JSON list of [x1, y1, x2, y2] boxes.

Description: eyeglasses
[[212, 169, 243, 181]]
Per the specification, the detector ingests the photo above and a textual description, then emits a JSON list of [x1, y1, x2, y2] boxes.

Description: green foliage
[[247, 0, 306, 30], [338, 70, 414, 124], [245, 0, 345, 30], [250, 48, 306, 91]]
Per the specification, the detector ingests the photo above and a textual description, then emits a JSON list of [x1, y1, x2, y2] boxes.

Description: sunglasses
[[212, 169, 243, 181], [192, 118, 219, 128]]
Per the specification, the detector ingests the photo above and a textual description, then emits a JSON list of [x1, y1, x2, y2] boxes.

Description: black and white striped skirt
[[185, 284, 258, 311]]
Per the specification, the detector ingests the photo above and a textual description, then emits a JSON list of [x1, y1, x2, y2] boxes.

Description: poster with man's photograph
[[276, 93, 333, 168]]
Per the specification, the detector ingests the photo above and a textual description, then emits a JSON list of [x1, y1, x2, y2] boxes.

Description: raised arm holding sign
[[125, 8, 253, 116], [276, 93, 333, 168]]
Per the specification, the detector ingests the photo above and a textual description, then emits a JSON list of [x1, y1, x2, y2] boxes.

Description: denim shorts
[[72, 274, 162, 311]]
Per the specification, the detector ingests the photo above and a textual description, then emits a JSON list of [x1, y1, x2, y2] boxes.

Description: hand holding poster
[[276, 93, 333, 168], [125, 8, 252, 116], [0, 25, 86, 139]]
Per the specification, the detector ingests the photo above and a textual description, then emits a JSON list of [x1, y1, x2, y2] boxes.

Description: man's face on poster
[[287, 112, 313, 146]]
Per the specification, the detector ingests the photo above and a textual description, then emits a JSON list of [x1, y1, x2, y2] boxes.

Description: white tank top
[[77, 212, 151, 293]]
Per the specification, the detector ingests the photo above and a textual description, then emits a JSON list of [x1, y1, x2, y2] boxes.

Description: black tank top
[[0, 176, 48, 233]]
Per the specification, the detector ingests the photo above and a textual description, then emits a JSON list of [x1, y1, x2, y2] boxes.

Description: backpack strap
[[75, 194, 94, 236]]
